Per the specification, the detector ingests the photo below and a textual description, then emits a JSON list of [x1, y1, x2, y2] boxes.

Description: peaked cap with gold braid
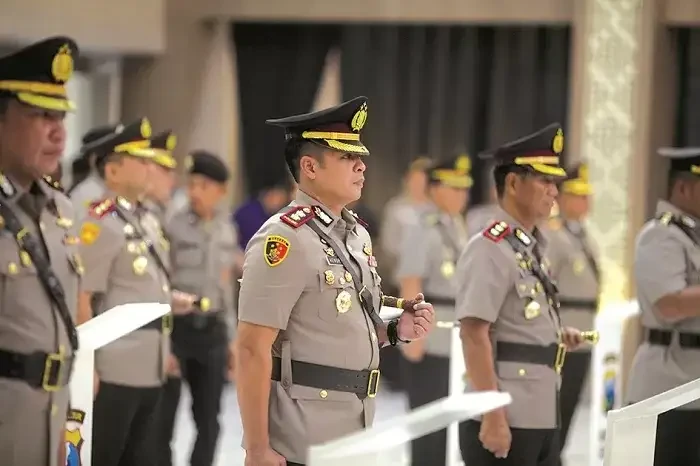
[[479, 123, 567, 178], [265, 96, 370, 156], [0, 36, 79, 112], [429, 153, 473, 189], [658, 147, 700, 176], [150, 130, 178, 170], [85, 117, 155, 162], [561, 162, 592, 196]]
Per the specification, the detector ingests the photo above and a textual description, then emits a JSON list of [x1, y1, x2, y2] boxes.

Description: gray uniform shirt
[[396, 206, 468, 356], [167, 205, 239, 335], [0, 176, 81, 466], [455, 207, 562, 429], [238, 190, 381, 463], [69, 173, 105, 219], [542, 218, 600, 344], [626, 200, 700, 409], [466, 203, 499, 238], [79, 194, 171, 387]]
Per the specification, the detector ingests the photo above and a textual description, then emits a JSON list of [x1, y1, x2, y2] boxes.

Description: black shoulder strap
[[658, 212, 700, 245], [111, 201, 171, 283], [503, 231, 561, 311], [0, 200, 79, 351], [305, 219, 384, 328]]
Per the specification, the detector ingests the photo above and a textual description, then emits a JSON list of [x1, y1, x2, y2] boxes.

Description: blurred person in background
[[541, 163, 600, 466], [68, 124, 116, 214], [396, 154, 471, 465], [144, 130, 178, 225], [161, 150, 243, 466], [466, 163, 500, 238], [233, 179, 292, 250]]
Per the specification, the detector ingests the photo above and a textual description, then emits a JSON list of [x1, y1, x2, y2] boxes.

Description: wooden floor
[[172, 384, 593, 466]]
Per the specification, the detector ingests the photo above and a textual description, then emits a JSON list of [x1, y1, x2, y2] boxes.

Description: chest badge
[[264, 235, 291, 267], [123, 224, 135, 236], [132, 256, 148, 276], [363, 243, 372, 256], [441, 261, 455, 279], [336, 290, 352, 314], [56, 217, 73, 229], [324, 270, 335, 285], [524, 300, 541, 320], [573, 258, 586, 275], [19, 250, 32, 267]]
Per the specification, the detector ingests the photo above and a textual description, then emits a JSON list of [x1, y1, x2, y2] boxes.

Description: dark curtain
[[340, 25, 571, 209], [673, 28, 700, 146], [233, 23, 338, 195]]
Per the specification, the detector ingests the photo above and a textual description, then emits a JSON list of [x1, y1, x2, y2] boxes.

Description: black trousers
[[379, 345, 405, 392], [159, 316, 228, 466], [157, 376, 182, 466], [558, 350, 591, 463], [460, 420, 560, 466], [401, 354, 450, 466], [92, 382, 163, 466], [653, 409, 700, 466]]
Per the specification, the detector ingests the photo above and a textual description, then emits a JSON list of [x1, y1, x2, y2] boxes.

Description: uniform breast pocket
[[317, 270, 357, 323], [0, 247, 39, 316], [514, 276, 546, 323], [173, 243, 204, 268]]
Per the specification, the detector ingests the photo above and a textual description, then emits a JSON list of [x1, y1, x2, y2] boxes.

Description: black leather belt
[[0, 348, 73, 391], [559, 298, 598, 311], [496, 341, 567, 373], [646, 328, 700, 349], [271, 357, 380, 400], [423, 296, 456, 307], [141, 315, 173, 333]]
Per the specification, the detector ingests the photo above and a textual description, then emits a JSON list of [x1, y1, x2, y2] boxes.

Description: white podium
[[64, 302, 171, 466], [603, 377, 700, 465], [307, 391, 512, 466]]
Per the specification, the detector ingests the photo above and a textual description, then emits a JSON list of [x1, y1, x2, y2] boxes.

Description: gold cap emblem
[[140, 118, 152, 138], [455, 154, 471, 172], [51, 44, 74, 83], [579, 164, 588, 182], [166, 134, 177, 151], [351, 103, 368, 132], [552, 128, 564, 154]]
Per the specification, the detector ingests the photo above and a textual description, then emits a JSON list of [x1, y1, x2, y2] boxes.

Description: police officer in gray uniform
[[396, 154, 471, 465], [68, 125, 115, 216], [77, 117, 194, 466], [160, 150, 242, 466], [235, 97, 436, 466], [625, 148, 700, 466], [455, 124, 586, 466], [0, 36, 82, 466], [144, 130, 178, 226], [542, 162, 600, 465]]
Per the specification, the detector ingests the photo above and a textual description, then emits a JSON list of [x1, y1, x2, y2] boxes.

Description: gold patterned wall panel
[[580, 0, 644, 309]]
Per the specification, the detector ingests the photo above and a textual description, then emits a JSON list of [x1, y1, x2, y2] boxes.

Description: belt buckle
[[162, 314, 174, 334], [367, 369, 380, 398], [554, 343, 567, 374], [42, 347, 65, 392]]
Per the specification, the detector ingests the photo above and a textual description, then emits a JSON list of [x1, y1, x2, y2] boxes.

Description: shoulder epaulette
[[657, 212, 674, 226], [483, 221, 510, 242], [88, 199, 116, 219], [43, 175, 64, 192], [658, 211, 696, 229], [0, 172, 16, 198], [280, 206, 315, 229], [348, 209, 369, 228]]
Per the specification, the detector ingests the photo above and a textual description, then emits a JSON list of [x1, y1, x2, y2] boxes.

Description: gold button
[[319, 389, 328, 399], [162, 284, 170, 293], [518, 369, 526, 376]]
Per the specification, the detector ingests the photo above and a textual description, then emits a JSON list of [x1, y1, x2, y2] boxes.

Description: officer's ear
[[299, 154, 318, 180], [504, 171, 521, 197]]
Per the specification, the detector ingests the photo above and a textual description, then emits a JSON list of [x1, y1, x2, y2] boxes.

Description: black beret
[[185, 150, 229, 183]]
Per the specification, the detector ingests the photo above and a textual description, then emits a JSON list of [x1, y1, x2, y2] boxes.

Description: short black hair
[[0, 93, 12, 116], [668, 170, 698, 197], [285, 140, 325, 182], [96, 152, 123, 179], [493, 164, 530, 198]]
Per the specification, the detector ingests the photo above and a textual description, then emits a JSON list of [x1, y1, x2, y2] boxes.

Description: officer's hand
[[561, 326, 584, 351], [244, 446, 287, 466], [479, 412, 511, 459], [166, 353, 181, 377], [397, 293, 435, 340], [171, 290, 196, 315]]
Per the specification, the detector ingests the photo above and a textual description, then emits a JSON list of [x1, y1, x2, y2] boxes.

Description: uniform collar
[[494, 206, 547, 249], [294, 189, 358, 234], [1, 173, 55, 216], [657, 199, 700, 231]]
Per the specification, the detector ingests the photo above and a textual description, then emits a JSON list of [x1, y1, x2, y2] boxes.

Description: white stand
[[447, 325, 465, 466], [64, 303, 171, 466], [307, 391, 512, 466], [588, 301, 640, 466], [603, 377, 700, 465]]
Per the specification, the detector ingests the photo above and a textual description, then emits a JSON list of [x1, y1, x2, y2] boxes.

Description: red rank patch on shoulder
[[264, 235, 291, 267], [482, 221, 510, 243]]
